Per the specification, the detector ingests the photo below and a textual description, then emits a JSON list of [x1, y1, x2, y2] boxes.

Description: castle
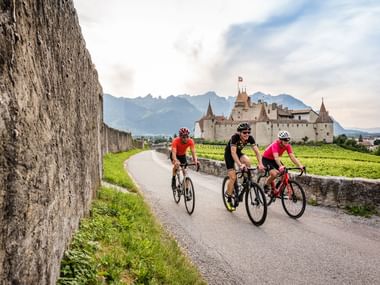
[[194, 89, 334, 146]]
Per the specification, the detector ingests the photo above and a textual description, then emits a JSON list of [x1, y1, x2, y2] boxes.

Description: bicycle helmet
[[278, 130, 291, 140], [237, 122, 251, 132], [179, 127, 190, 137]]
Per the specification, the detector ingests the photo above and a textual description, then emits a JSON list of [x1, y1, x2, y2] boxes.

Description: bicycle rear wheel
[[281, 180, 306, 219], [172, 174, 181, 203], [184, 177, 195, 215], [222, 177, 237, 212], [245, 183, 267, 226]]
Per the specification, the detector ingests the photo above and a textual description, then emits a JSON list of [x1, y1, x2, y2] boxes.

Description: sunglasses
[[280, 138, 290, 142], [180, 135, 189, 139], [242, 131, 251, 134]]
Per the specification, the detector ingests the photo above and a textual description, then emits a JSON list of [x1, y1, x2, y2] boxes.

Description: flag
[[238, 76, 243, 82]]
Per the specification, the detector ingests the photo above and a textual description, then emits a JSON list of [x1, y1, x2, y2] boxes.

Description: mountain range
[[103, 92, 378, 137]]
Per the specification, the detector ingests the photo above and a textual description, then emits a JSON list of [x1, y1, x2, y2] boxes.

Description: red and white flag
[[238, 76, 243, 82]]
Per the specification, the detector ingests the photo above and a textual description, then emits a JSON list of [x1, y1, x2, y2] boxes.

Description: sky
[[73, 0, 380, 129]]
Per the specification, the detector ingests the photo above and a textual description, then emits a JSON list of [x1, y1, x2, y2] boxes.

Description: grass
[[344, 204, 378, 218], [59, 149, 206, 285], [103, 149, 142, 192], [194, 144, 380, 179]]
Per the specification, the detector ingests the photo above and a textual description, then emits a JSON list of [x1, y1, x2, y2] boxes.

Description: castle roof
[[206, 100, 214, 117], [257, 103, 270, 122], [315, 100, 333, 123], [235, 89, 250, 108], [291, 109, 313, 114]]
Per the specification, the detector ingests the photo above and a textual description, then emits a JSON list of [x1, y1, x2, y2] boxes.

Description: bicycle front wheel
[[245, 183, 267, 226], [281, 180, 306, 219], [184, 177, 195, 215], [172, 175, 181, 204]]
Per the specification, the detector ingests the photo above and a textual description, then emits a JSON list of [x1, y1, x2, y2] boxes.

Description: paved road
[[126, 150, 380, 285]]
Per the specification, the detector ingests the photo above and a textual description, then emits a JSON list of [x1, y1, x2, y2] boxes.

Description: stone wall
[[102, 123, 134, 154], [155, 148, 380, 211], [0, 1, 102, 284]]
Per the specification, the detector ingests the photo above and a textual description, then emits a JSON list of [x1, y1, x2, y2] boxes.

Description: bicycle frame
[[234, 168, 256, 206], [175, 163, 199, 192]]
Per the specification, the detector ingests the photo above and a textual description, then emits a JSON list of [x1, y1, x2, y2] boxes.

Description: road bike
[[222, 167, 267, 226], [172, 162, 199, 215], [258, 167, 306, 219]]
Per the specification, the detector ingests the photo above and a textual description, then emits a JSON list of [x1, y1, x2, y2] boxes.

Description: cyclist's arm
[[252, 145, 264, 170], [273, 152, 282, 168], [289, 153, 303, 168], [230, 145, 243, 168], [171, 146, 179, 164], [190, 145, 198, 164]]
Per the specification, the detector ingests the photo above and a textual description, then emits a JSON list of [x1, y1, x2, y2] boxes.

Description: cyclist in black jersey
[[224, 122, 264, 210]]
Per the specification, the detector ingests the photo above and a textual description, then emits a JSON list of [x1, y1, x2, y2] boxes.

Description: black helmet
[[237, 122, 251, 132]]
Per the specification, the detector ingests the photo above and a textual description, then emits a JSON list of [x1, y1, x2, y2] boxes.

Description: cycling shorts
[[262, 157, 280, 170], [169, 152, 187, 164], [224, 151, 243, 170]]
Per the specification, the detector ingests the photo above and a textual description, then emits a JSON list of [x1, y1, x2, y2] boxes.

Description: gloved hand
[[279, 165, 285, 173]]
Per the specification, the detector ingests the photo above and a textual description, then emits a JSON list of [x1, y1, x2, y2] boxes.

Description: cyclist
[[170, 127, 199, 190], [262, 130, 304, 194], [224, 122, 264, 211]]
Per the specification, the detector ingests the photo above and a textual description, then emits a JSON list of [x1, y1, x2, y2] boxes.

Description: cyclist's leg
[[262, 158, 279, 191], [170, 152, 178, 189], [177, 155, 188, 188], [226, 169, 237, 196], [240, 154, 251, 167]]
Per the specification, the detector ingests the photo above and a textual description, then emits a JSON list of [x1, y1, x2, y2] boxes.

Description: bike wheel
[[222, 176, 237, 212], [281, 180, 306, 219], [184, 177, 195, 215], [172, 175, 181, 204], [245, 183, 267, 226]]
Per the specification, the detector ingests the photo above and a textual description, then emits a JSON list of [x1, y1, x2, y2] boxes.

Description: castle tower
[[315, 99, 334, 143]]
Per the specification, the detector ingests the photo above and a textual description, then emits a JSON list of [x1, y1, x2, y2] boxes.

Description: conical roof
[[206, 100, 214, 117], [315, 99, 333, 123], [257, 103, 270, 122]]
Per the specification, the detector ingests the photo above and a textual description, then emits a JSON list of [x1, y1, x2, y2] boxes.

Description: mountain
[[103, 92, 378, 137], [250, 92, 310, 110], [178, 92, 235, 116], [103, 94, 202, 136]]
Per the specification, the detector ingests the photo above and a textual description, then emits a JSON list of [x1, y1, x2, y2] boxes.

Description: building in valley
[[194, 88, 334, 146]]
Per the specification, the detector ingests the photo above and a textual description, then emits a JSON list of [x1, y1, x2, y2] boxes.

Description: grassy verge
[[103, 149, 142, 192], [59, 150, 206, 285], [344, 204, 378, 218]]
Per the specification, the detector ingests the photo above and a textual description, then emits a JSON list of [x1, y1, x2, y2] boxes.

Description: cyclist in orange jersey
[[170, 127, 198, 190]]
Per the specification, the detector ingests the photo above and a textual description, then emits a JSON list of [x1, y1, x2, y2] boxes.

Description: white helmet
[[278, 130, 291, 140]]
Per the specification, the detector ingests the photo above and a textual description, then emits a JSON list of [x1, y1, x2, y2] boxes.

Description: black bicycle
[[172, 162, 199, 215], [222, 167, 267, 226]]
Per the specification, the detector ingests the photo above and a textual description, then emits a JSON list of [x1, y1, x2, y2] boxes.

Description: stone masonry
[[0, 1, 103, 284]]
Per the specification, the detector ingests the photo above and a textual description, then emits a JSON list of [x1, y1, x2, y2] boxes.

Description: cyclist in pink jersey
[[262, 130, 304, 193]]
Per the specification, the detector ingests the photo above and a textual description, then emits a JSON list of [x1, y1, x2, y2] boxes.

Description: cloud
[[73, 0, 380, 128]]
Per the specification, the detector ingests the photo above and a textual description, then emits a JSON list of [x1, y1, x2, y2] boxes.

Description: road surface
[[126, 150, 380, 285]]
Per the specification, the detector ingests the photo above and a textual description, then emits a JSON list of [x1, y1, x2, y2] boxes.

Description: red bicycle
[[258, 167, 306, 219]]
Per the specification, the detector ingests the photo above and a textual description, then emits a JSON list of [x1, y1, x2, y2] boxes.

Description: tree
[[374, 139, 380, 146], [334, 134, 347, 144], [359, 134, 363, 142], [302, 136, 309, 144]]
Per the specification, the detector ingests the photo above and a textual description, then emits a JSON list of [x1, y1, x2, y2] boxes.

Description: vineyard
[[193, 144, 380, 179]]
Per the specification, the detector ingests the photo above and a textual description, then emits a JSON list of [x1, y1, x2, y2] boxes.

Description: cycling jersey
[[224, 133, 257, 169], [262, 139, 293, 160], [171, 137, 194, 156]]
